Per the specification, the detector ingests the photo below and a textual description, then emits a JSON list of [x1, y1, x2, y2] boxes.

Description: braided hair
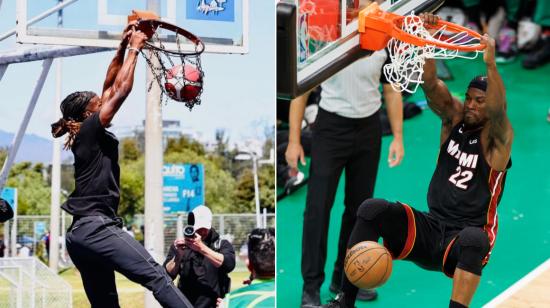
[[51, 91, 97, 149]]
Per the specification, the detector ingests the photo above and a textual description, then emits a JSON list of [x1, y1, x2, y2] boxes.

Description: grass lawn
[[60, 267, 250, 308]]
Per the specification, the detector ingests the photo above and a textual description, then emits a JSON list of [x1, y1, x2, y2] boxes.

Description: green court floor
[[277, 57, 550, 307]]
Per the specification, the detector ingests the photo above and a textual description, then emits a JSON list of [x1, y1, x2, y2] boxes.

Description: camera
[[183, 225, 195, 238]]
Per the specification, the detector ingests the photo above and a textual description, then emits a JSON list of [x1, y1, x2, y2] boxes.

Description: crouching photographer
[[164, 205, 236, 307]]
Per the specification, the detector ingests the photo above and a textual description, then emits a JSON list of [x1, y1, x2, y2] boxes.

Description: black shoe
[[328, 283, 378, 302], [329, 282, 340, 294], [321, 292, 355, 308], [522, 37, 550, 69], [301, 287, 321, 307]]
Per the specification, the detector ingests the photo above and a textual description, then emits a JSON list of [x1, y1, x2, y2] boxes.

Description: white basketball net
[[384, 14, 482, 93]]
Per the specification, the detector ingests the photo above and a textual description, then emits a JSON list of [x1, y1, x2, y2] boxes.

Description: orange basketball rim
[[358, 2, 486, 52]]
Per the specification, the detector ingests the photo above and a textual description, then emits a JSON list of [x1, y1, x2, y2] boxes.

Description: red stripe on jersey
[[442, 237, 458, 278], [483, 169, 505, 264], [396, 203, 416, 260]]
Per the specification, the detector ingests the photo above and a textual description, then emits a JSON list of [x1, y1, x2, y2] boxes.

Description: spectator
[[522, 0, 550, 69], [289, 47, 405, 305], [0, 198, 14, 223], [223, 228, 275, 307], [164, 205, 236, 308], [44, 231, 50, 257]]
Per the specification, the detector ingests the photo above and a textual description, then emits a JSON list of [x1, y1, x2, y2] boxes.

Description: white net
[[384, 14, 483, 93], [0, 257, 72, 308]]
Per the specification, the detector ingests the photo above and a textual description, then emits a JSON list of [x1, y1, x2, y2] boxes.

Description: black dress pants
[[66, 215, 192, 308], [301, 107, 382, 292]]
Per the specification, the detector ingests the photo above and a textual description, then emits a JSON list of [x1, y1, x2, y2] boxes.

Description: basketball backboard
[[277, 0, 445, 99], [16, 0, 248, 54]]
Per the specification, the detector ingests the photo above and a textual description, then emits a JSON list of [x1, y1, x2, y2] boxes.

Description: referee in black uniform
[[287, 48, 405, 306], [324, 18, 513, 308], [51, 25, 191, 308]]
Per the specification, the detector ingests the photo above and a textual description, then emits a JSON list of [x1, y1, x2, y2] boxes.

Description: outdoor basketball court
[[277, 0, 550, 306]]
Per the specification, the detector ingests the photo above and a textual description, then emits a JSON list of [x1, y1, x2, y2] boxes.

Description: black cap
[[468, 76, 488, 92]]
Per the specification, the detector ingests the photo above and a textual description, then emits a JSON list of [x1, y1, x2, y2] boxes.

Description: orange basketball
[[344, 241, 393, 289]]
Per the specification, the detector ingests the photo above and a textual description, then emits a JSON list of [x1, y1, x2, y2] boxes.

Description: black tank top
[[61, 112, 120, 218], [427, 122, 511, 229]]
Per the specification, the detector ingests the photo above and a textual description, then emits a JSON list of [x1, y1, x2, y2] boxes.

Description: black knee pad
[[456, 227, 490, 276], [356, 198, 391, 221]]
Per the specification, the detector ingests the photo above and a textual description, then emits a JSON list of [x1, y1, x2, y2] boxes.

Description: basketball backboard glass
[[16, 0, 248, 54], [277, 0, 445, 99]]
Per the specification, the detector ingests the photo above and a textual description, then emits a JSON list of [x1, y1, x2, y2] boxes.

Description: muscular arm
[[421, 59, 463, 144], [101, 44, 128, 95], [98, 31, 147, 127], [481, 35, 513, 170], [102, 22, 135, 95]]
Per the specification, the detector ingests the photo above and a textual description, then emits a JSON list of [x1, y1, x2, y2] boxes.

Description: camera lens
[[184, 226, 195, 238]]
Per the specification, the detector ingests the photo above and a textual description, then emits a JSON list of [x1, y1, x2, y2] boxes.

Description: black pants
[[66, 215, 192, 308], [302, 107, 382, 292]]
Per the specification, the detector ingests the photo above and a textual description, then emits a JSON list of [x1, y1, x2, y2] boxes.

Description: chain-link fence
[[2, 213, 275, 270], [0, 257, 72, 308]]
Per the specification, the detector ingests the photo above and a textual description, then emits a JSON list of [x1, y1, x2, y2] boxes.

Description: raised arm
[[102, 22, 137, 95], [98, 30, 148, 127], [285, 91, 310, 170], [419, 14, 463, 144], [481, 35, 513, 170]]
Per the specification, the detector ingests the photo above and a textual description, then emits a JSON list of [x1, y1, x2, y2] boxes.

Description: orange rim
[[359, 3, 486, 52]]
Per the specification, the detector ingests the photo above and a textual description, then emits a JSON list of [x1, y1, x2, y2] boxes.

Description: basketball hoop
[[358, 3, 485, 93], [128, 10, 205, 110]]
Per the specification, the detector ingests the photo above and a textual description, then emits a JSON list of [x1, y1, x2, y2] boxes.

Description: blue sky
[[0, 0, 275, 145]]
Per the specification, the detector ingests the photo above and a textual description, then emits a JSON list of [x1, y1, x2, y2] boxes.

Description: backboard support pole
[[0, 58, 53, 192], [144, 0, 164, 307]]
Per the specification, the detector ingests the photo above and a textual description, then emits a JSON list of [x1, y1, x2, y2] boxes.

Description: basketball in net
[[164, 64, 203, 103], [128, 11, 205, 109], [344, 241, 393, 289]]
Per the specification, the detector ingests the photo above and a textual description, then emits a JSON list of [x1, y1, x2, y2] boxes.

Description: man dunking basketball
[[322, 14, 513, 308], [51, 23, 192, 307]]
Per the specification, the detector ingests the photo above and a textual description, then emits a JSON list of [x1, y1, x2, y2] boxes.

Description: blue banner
[[1, 187, 16, 210], [163, 164, 205, 214], [186, 0, 235, 22], [34, 221, 46, 237]]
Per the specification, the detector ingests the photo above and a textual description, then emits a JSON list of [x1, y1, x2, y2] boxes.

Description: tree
[[234, 164, 275, 213], [6, 162, 50, 215], [107, 138, 145, 220], [118, 157, 145, 221], [121, 138, 141, 161]]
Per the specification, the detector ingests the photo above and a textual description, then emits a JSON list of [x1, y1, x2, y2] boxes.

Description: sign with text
[[163, 164, 205, 213]]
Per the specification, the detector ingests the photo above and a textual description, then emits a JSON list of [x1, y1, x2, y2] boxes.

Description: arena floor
[[276, 56, 550, 307]]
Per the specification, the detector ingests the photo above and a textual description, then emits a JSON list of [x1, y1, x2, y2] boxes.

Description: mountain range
[[0, 129, 73, 164]]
